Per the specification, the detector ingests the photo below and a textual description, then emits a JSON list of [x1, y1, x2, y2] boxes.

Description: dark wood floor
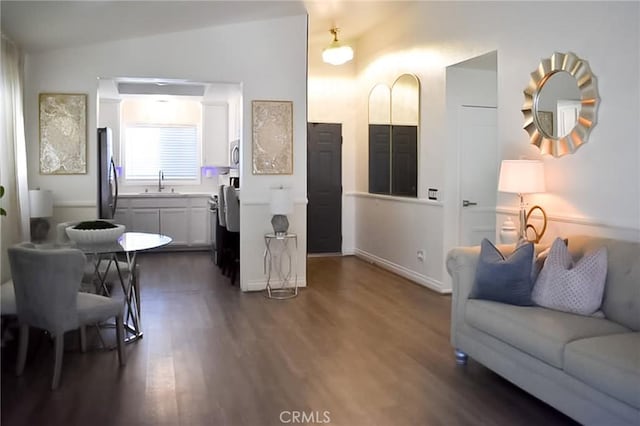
[[1, 252, 576, 426]]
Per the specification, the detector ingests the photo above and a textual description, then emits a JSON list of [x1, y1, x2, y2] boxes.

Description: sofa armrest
[[446, 247, 480, 302], [446, 243, 516, 348]]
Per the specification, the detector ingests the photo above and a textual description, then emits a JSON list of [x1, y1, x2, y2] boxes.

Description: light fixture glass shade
[[498, 160, 546, 194], [29, 189, 53, 218], [322, 28, 353, 65], [322, 43, 354, 65], [270, 187, 293, 215]]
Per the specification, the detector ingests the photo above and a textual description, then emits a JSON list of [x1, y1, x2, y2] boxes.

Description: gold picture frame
[[39, 93, 87, 174], [252, 100, 293, 175]]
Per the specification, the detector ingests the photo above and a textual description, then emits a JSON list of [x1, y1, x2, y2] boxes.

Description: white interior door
[[459, 106, 498, 246]]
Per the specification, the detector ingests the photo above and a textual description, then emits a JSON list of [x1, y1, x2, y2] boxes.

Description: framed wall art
[[252, 100, 293, 175], [39, 93, 87, 174]]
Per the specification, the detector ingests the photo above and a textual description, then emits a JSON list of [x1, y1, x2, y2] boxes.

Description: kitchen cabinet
[[114, 195, 210, 248], [132, 209, 160, 234], [189, 206, 208, 245], [202, 103, 229, 166], [159, 208, 188, 245]]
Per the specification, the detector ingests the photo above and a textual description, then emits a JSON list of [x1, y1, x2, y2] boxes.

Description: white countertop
[[119, 192, 211, 198]]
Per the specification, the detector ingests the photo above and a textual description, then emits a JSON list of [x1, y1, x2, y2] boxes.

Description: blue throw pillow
[[470, 239, 535, 306]]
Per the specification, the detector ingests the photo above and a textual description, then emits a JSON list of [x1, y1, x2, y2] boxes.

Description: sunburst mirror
[[522, 52, 599, 157]]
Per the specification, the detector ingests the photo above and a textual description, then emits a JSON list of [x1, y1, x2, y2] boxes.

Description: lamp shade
[[270, 187, 293, 215], [498, 160, 546, 194], [29, 189, 53, 218]]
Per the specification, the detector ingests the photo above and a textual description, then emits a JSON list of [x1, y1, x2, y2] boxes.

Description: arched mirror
[[368, 83, 391, 125], [391, 74, 420, 125], [368, 74, 420, 197], [522, 52, 599, 157]]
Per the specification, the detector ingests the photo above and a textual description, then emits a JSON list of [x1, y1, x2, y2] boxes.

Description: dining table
[[73, 232, 172, 343]]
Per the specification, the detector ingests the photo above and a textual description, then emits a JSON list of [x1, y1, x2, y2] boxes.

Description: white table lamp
[[29, 189, 54, 242], [498, 160, 547, 242], [270, 187, 293, 237]]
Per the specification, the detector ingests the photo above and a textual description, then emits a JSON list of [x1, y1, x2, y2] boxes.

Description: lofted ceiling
[[1, 0, 409, 54]]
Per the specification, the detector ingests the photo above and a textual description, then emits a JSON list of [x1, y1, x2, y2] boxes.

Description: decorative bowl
[[66, 223, 125, 244]]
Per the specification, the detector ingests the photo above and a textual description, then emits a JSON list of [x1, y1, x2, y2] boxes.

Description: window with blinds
[[124, 125, 199, 181]]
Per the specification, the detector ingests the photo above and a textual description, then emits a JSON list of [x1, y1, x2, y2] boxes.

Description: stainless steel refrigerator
[[98, 127, 118, 219]]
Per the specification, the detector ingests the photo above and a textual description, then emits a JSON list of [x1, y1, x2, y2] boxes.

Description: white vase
[[500, 218, 519, 244]]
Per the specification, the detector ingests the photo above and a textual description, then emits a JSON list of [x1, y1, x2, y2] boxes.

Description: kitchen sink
[[135, 191, 182, 197]]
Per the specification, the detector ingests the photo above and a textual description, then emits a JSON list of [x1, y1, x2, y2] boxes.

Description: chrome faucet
[[158, 170, 165, 192]]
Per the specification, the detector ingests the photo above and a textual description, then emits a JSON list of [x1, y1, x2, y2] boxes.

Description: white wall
[[310, 1, 639, 292], [307, 76, 357, 253], [23, 15, 308, 290]]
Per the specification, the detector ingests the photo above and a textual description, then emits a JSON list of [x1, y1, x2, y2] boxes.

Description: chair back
[[218, 185, 227, 228], [224, 186, 240, 233], [8, 242, 86, 335]]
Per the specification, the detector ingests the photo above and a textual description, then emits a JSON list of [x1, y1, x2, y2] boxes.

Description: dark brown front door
[[307, 123, 342, 254]]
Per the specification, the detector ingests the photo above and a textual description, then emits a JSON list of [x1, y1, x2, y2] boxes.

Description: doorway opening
[[442, 51, 498, 283]]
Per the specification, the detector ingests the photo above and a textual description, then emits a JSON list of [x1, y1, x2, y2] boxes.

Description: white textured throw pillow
[[531, 238, 608, 316]]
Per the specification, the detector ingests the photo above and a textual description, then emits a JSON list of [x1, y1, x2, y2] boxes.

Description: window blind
[[125, 125, 198, 180]]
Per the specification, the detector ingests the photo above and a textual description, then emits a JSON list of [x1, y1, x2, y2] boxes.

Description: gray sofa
[[446, 235, 640, 425]]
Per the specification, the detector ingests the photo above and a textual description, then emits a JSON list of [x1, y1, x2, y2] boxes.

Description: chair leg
[[79, 326, 87, 353], [52, 334, 64, 389], [16, 323, 29, 376], [115, 314, 126, 366]]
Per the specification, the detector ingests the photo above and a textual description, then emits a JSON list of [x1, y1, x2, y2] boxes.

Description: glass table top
[[74, 232, 172, 254]]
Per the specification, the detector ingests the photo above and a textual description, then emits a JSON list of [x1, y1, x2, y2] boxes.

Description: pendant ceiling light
[[322, 27, 354, 65]]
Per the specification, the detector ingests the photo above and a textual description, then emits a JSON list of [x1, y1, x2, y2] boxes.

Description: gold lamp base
[[516, 194, 547, 244], [525, 205, 547, 243]]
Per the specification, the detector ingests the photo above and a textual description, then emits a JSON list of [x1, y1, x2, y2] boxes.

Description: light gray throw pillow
[[532, 237, 608, 316]]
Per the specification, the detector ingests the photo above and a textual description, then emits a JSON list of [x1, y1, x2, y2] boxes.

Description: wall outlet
[[417, 250, 425, 262]]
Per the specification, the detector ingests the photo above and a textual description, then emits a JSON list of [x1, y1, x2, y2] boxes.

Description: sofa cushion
[[470, 239, 534, 306], [564, 333, 640, 409], [532, 237, 607, 316], [566, 236, 640, 331], [465, 299, 629, 368]]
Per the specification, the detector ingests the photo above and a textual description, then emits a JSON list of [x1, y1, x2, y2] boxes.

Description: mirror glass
[[391, 74, 420, 125], [368, 84, 391, 125], [534, 71, 581, 139]]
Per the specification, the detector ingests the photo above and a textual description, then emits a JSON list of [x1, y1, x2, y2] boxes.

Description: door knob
[[462, 200, 478, 207]]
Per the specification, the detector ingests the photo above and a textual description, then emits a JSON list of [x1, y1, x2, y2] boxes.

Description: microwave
[[229, 139, 239, 167]]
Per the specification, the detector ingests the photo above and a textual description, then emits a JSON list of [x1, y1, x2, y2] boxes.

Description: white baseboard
[[353, 248, 449, 294], [244, 278, 307, 292]]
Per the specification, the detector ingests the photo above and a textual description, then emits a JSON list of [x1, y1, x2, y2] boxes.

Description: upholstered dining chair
[[8, 242, 126, 389], [223, 185, 240, 285], [217, 185, 229, 273], [56, 221, 131, 295]]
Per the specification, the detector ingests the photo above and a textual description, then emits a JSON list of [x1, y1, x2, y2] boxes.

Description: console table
[[263, 233, 298, 299]]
